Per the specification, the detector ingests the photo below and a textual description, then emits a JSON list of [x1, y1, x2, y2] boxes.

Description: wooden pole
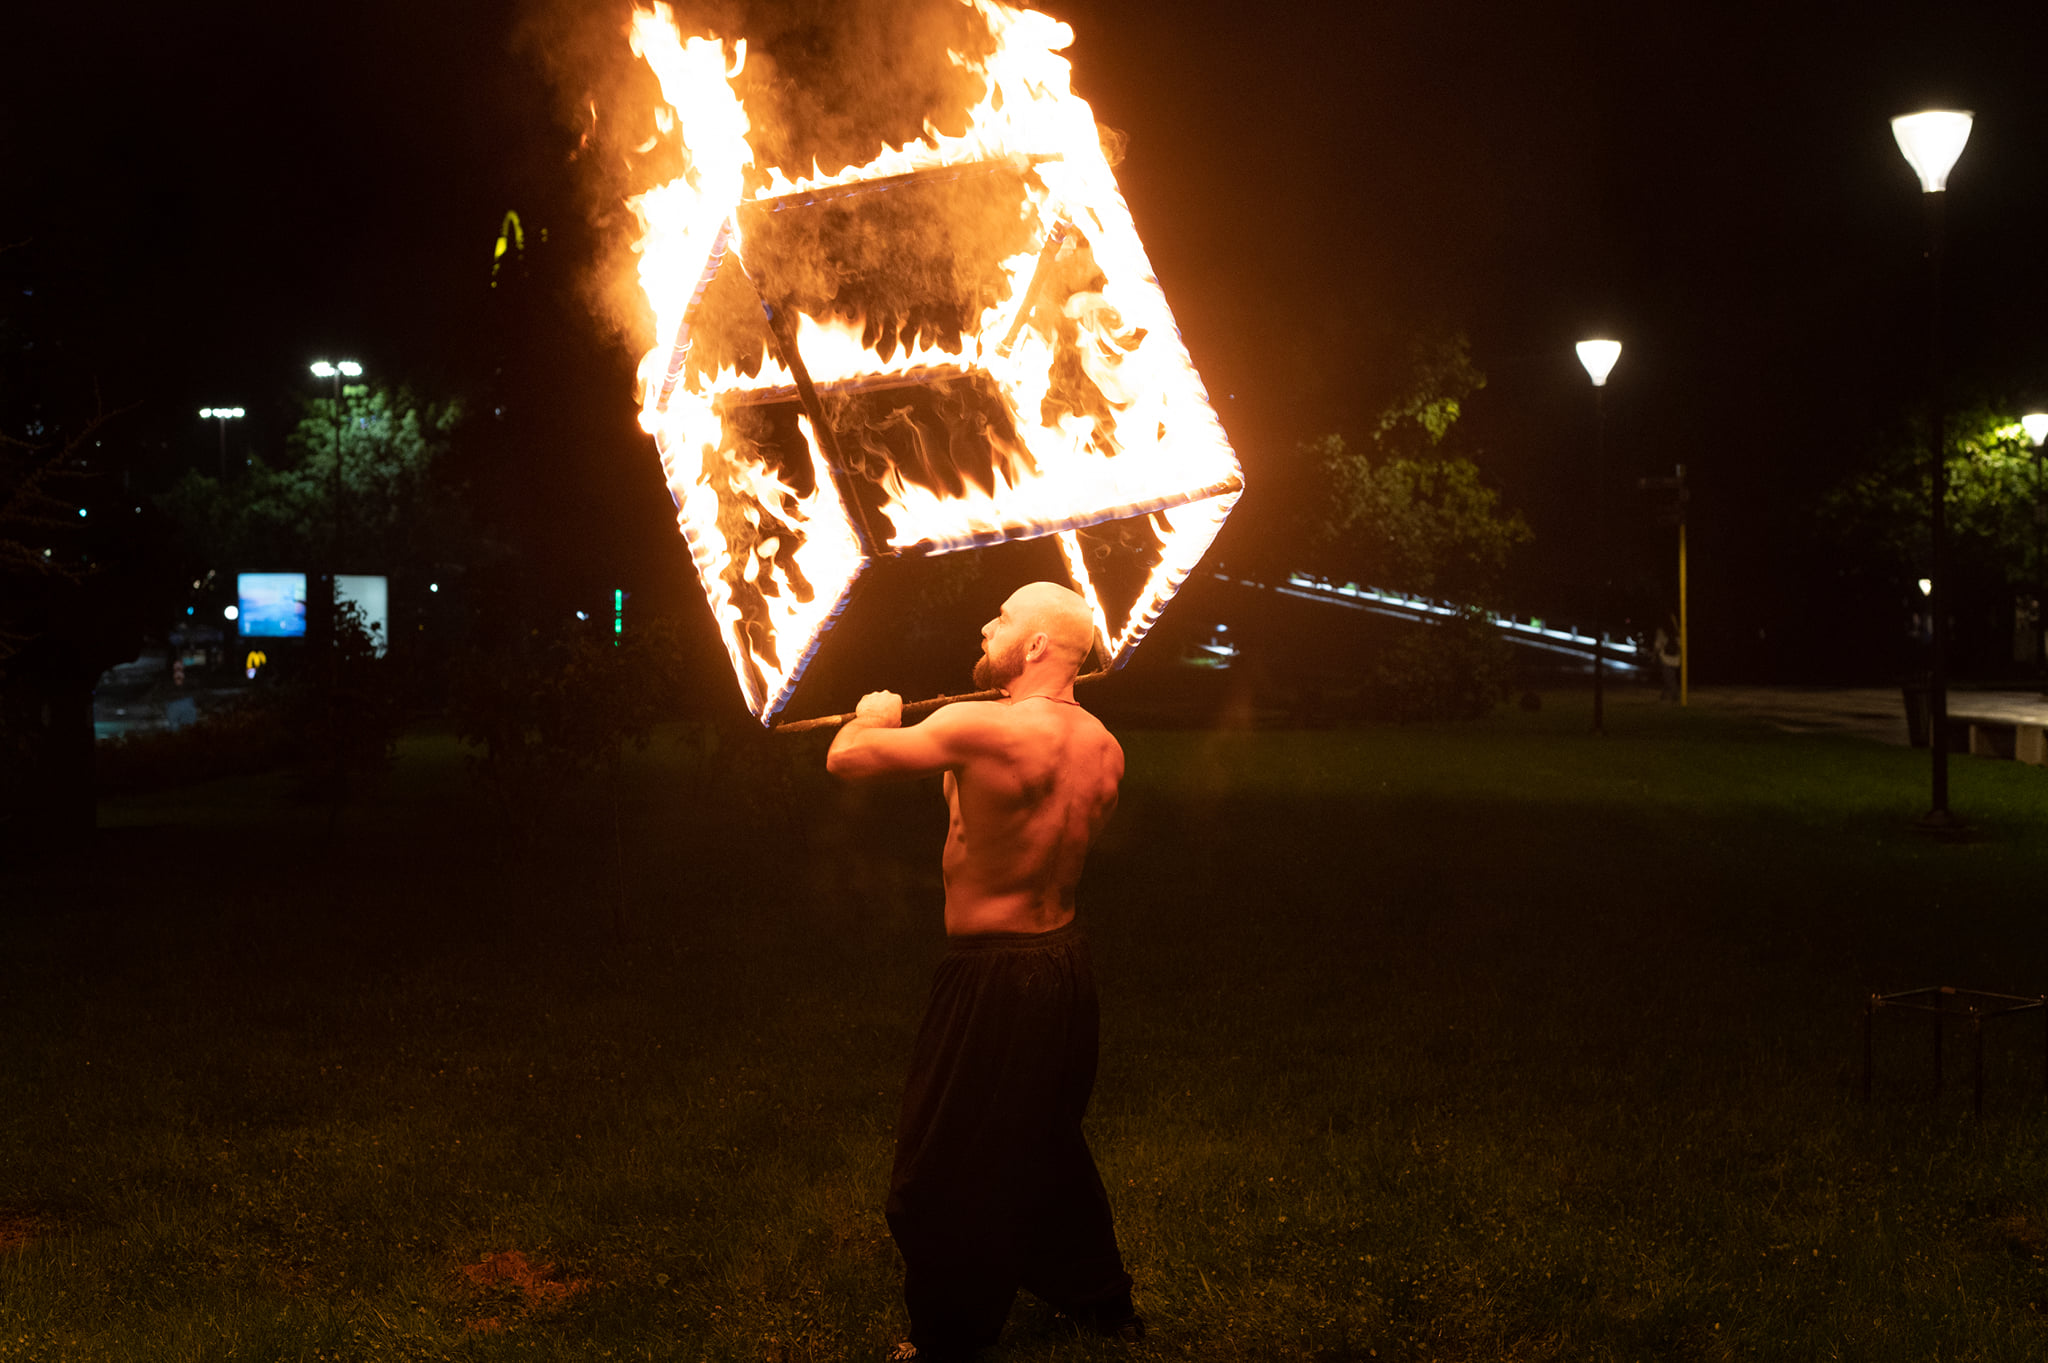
[[772, 670, 1108, 735]]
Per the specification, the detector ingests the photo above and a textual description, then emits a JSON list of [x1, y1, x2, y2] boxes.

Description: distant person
[[1655, 617, 1681, 702], [826, 581, 1142, 1363]]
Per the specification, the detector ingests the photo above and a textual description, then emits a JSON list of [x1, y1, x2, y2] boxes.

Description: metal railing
[[1219, 573, 1649, 670]]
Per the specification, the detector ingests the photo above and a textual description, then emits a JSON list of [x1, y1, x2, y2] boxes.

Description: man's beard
[[974, 640, 1024, 692]]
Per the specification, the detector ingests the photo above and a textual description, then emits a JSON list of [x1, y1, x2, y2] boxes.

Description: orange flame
[[626, 0, 1242, 721]]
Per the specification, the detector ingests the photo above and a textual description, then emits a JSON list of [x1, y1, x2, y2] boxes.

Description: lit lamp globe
[[2023, 413, 2048, 448], [1576, 339, 1622, 387], [1890, 111, 1974, 193]]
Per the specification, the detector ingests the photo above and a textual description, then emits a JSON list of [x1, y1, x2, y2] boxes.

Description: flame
[[626, 0, 1243, 721]]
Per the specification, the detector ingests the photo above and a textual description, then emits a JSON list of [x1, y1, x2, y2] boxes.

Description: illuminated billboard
[[236, 573, 307, 638], [235, 573, 388, 653], [336, 575, 388, 656]]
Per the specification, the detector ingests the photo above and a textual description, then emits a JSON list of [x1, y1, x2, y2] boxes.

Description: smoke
[[515, 0, 1006, 357]]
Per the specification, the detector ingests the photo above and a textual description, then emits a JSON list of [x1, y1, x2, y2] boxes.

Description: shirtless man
[[827, 581, 1140, 1362]]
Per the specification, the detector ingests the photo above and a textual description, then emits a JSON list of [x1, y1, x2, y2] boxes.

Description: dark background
[[7, 0, 2047, 681]]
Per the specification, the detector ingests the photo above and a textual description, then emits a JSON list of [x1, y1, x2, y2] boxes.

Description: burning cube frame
[[629, 0, 1243, 724]]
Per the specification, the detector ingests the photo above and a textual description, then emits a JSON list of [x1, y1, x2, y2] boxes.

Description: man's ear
[[1026, 631, 1049, 662]]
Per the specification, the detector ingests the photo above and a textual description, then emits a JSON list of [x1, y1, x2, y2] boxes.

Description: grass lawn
[[5, 692, 2048, 1361]]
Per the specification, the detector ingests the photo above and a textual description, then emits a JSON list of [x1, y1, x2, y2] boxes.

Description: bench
[[1960, 717, 2048, 765], [1901, 688, 2048, 764]]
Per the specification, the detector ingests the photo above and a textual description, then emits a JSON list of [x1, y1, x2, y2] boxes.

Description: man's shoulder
[[934, 698, 1014, 726], [918, 698, 1018, 748]]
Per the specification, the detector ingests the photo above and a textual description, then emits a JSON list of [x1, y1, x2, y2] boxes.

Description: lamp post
[[1892, 110, 1972, 825], [2024, 412, 2048, 683], [308, 359, 362, 816], [1576, 338, 1622, 734], [198, 406, 245, 479], [309, 358, 362, 566], [308, 359, 362, 653]]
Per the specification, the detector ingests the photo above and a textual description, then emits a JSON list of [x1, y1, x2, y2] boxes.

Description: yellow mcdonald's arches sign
[[245, 650, 268, 672], [491, 210, 525, 287]]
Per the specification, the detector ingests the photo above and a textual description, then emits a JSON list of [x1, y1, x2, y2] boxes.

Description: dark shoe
[[1108, 1314, 1146, 1344]]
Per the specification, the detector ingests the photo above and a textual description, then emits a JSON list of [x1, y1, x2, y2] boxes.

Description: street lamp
[[197, 406, 244, 479], [308, 359, 362, 651], [1577, 338, 1622, 734], [1892, 109, 1972, 825], [309, 358, 363, 553]]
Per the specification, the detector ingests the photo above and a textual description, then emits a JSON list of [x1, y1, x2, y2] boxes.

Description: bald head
[[976, 581, 1097, 692], [1006, 582, 1095, 668]]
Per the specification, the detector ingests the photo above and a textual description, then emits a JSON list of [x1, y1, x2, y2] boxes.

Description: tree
[[152, 383, 473, 816], [0, 420, 92, 661], [1822, 402, 2048, 674], [2, 427, 186, 855], [448, 619, 688, 836], [1825, 403, 2046, 590], [1292, 333, 1533, 720], [1300, 334, 1531, 605], [158, 383, 464, 574]]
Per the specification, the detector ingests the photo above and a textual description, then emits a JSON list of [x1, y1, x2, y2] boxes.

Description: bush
[[96, 701, 297, 795], [1362, 609, 1518, 722], [290, 599, 406, 803], [97, 603, 404, 800], [448, 619, 690, 832]]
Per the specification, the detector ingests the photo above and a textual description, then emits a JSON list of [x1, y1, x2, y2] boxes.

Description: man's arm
[[825, 692, 989, 782]]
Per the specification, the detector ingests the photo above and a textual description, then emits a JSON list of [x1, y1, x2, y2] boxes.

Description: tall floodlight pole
[[1892, 110, 1972, 825], [309, 359, 363, 598], [308, 359, 363, 820], [198, 407, 245, 479], [308, 360, 363, 663], [1577, 338, 1622, 734], [2024, 412, 2048, 685]]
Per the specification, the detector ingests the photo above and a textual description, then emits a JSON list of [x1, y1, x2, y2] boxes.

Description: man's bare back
[[826, 582, 1123, 935], [938, 695, 1120, 933]]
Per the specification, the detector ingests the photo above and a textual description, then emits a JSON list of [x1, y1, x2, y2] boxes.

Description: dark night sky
[[7, 0, 2048, 679]]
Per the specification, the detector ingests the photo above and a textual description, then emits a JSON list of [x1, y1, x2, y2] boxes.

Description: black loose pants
[[886, 919, 1133, 1360]]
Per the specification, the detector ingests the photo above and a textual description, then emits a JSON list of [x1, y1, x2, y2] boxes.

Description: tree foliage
[[158, 384, 462, 571], [1824, 402, 2048, 590], [448, 620, 691, 834], [1293, 333, 1534, 720], [1301, 334, 1531, 606], [0, 420, 93, 660]]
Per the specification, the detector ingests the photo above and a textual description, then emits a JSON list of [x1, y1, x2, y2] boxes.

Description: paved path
[[1685, 685, 2048, 747]]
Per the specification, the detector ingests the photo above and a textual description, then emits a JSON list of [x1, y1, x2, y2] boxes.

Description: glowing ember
[[626, 0, 1243, 722]]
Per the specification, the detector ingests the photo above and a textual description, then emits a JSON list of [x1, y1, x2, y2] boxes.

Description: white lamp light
[[2023, 413, 2048, 448], [1576, 339, 1622, 387], [1918, 577, 1934, 597], [1891, 111, 1974, 194], [310, 360, 336, 378], [338, 360, 363, 378]]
